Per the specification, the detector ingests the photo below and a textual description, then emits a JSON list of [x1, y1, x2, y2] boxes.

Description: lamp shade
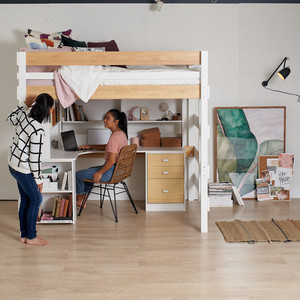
[[277, 67, 291, 80]]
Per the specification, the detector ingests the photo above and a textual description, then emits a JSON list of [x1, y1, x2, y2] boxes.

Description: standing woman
[[7, 93, 54, 246], [76, 109, 128, 207]]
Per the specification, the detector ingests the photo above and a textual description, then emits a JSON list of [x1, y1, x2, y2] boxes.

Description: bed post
[[17, 52, 26, 103], [200, 51, 209, 233]]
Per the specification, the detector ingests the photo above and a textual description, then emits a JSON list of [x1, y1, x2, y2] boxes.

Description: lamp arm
[[264, 86, 300, 98], [262, 57, 288, 87]]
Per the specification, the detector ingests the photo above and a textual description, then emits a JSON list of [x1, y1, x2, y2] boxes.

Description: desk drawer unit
[[147, 154, 184, 204]]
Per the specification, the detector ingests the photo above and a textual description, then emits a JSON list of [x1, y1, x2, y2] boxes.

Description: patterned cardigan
[[7, 105, 44, 184]]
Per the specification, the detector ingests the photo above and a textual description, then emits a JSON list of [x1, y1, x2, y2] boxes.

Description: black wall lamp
[[262, 57, 300, 102], [262, 57, 290, 87]]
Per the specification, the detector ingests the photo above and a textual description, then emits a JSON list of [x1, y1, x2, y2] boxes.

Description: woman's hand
[[79, 144, 92, 150], [37, 183, 43, 192], [93, 171, 102, 183], [24, 95, 36, 108]]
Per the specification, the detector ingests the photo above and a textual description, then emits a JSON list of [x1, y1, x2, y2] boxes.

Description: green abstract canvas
[[215, 107, 286, 199]]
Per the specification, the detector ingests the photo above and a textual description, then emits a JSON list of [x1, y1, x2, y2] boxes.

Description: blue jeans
[[8, 166, 42, 240], [76, 164, 116, 194]]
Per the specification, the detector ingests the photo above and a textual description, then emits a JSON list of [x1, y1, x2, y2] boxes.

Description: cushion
[[87, 40, 126, 68], [87, 40, 119, 52], [25, 29, 72, 49], [61, 35, 87, 48], [73, 47, 105, 52]]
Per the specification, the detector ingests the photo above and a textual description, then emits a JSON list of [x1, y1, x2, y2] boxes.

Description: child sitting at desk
[[76, 109, 128, 207]]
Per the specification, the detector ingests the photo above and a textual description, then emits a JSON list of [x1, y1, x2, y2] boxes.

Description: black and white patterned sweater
[[7, 105, 44, 184]]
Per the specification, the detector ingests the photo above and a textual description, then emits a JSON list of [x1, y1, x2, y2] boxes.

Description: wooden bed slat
[[26, 85, 201, 100], [26, 51, 201, 66]]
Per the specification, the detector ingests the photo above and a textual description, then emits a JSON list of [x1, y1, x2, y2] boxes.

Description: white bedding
[[26, 65, 201, 86]]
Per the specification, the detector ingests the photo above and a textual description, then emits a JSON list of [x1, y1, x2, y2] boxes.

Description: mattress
[[26, 65, 201, 86]]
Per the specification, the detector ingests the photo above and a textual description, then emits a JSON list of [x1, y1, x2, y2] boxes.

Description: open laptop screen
[[61, 130, 78, 151]]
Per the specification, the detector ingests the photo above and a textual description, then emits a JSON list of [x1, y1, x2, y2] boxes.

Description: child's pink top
[[105, 131, 128, 162]]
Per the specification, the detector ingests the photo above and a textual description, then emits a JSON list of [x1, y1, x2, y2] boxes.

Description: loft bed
[[17, 50, 209, 232]]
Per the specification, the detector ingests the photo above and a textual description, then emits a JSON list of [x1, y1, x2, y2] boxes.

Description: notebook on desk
[[61, 130, 79, 151]]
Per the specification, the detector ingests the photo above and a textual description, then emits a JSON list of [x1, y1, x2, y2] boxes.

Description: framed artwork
[[140, 107, 149, 121], [214, 106, 286, 199]]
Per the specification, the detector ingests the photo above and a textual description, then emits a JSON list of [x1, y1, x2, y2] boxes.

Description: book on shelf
[[61, 171, 68, 190], [77, 105, 88, 121], [67, 170, 72, 190], [63, 199, 69, 218], [59, 198, 65, 217], [55, 198, 62, 217], [67, 194, 73, 217], [52, 196, 59, 217]]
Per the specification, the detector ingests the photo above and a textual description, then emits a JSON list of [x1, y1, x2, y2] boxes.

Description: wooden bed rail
[[26, 85, 201, 100], [25, 51, 201, 66]]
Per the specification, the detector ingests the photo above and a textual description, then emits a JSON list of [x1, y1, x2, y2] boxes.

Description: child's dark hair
[[29, 93, 54, 123], [108, 109, 128, 139]]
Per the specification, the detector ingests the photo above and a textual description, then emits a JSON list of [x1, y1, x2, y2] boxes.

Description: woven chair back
[[105, 144, 137, 184]]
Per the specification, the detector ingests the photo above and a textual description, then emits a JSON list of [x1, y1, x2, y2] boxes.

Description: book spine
[[63, 199, 69, 217], [67, 194, 72, 218], [61, 171, 68, 190], [59, 198, 65, 217], [52, 197, 58, 217], [55, 198, 62, 218]]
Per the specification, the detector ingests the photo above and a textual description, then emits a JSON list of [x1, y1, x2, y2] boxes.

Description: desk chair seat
[[77, 144, 138, 222]]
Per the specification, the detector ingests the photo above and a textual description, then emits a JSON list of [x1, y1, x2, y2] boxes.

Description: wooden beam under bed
[[26, 85, 201, 100]]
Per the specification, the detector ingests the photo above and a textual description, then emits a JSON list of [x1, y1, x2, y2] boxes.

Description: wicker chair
[[77, 144, 138, 222]]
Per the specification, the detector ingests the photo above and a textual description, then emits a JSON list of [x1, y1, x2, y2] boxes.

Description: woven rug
[[216, 219, 300, 243]]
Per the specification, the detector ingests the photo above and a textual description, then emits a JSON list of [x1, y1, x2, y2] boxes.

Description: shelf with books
[[38, 193, 73, 224], [39, 162, 75, 224]]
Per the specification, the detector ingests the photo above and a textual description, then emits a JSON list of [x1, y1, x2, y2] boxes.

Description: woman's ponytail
[[29, 93, 54, 123], [108, 109, 128, 139]]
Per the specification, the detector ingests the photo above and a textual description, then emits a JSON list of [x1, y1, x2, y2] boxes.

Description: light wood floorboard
[[1, 199, 300, 300]]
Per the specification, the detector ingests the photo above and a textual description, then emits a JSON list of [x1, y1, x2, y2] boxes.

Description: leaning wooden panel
[[26, 51, 201, 66], [26, 85, 201, 100]]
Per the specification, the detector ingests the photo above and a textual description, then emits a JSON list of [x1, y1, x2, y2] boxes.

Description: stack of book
[[63, 103, 88, 122], [39, 195, 72, 221], [208, 182, 233, 207]]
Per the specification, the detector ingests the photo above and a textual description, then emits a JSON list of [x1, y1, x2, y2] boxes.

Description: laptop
[[61, 130, 79, 151]]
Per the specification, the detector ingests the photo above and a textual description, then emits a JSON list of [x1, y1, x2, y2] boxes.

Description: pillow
[[61, 35, 87, 48], [87, 40, 119, 52], [73, 47, 105, 52], [25, 29, 72, 49], [19, 46, 73, 52], [87, 40, 126, 68]]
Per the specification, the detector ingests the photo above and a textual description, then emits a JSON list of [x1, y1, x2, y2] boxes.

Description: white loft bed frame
[[17, 51, 210, 233]]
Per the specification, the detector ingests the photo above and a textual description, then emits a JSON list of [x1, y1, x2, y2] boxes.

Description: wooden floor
[[1, 199, 300, 299]]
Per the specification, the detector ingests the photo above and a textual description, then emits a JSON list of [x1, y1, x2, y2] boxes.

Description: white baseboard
[[0, 186, 18, 200]]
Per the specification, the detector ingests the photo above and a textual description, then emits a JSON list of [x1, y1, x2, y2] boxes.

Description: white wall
[[1, 3, 299, 199]]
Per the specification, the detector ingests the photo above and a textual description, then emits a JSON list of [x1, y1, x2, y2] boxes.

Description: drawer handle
[[162, 190, 169, 193], [162, 171, 169, 175], [162, 159, 169, 162]]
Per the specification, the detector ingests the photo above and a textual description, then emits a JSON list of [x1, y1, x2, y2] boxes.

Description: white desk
[[43, 147, 186, 223]]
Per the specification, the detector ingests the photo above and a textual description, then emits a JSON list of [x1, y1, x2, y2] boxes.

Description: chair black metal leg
[[107, 185, 118, 222], [100, 184, 105, 208], [78, 182, 93, 216], [122, 181, 138, 214]]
